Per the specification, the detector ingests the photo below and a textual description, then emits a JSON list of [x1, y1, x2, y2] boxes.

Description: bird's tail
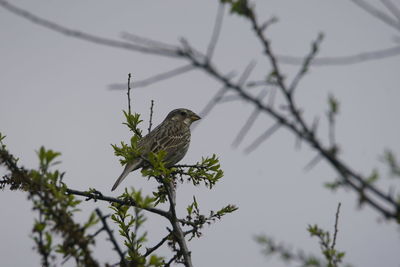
[[111, 160, 141, 191]]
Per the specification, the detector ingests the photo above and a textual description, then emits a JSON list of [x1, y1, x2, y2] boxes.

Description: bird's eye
[[180, 111, 187, 116]]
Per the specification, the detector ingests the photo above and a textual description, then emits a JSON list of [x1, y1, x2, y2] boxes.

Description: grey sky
[[1, 0, 400, 266]]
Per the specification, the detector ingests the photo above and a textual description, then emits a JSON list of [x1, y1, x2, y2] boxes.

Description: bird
[[111, 108, 201, 191]]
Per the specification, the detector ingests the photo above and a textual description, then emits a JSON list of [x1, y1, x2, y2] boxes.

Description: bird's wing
[[149, 125, 191, 165], [111, 158, 143, 191]]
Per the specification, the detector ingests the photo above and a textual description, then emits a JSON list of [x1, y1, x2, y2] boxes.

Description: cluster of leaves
[[184, 196, 238, 240], [180, 154, 224, 189], [31, 147, 101, 267], [307, 224, 346, 267], [256, 228, 349, 267], [255, 235, 323, 266], [110, 188, 164, 266], [123, 110, 143, 138], [112, 111, 143, 165], [0, 138, 100, 266], [256, 203, 349, 267]]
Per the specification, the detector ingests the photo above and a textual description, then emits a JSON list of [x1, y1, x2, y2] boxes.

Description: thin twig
[[197, 62, 253, 124], [144, 232, 171, 257], [120, 32, 180, 51], [95, 208, 126, 264], [0, 0, 181, 57], [165, 254, 179, 267], [36, 212, 50, 267], [289, 33, 324, 93], [303, 154, 323, 171], [232, 89, 268, 147], [197, 86, 228, 122], [237, 60, 257, 86], [148, 100, 154, 133], [277, 45, 400, 66], [66, 188, 170, 219], [350, 0, 400, 31], [127, 73, 132, 115], [109, 65, 194, 90], [206, 3, 225, 59], [331, 202, 341, 251], [381, 0, 400, 22], [260, 16, 278, 32], [244, 123, 281, 154]]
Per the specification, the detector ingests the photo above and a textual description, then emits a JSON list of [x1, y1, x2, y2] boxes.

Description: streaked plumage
[[111, 108, 201, 191]]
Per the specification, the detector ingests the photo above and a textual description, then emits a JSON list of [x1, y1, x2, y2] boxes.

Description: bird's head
[[166, 108, 201, 126]]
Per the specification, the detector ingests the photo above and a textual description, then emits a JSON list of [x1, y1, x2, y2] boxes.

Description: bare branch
[[244, 123, 281, 154], [197, 86, 228, 121], [148, 100, 155, 133], [232, 90, 268, 147], [0, 0, 181, 58], [304, 154, 323, 172], [109, 65, 194, 90], [120, 32, 180, 51], [164, 181, 193, 267], [206, 3, 225, 59], [277, 45, 400, 66], [381, 0, 400, 22], [351, 0, 400, 31], [237, 60, 257, 86], [127, 73, 132, 115]]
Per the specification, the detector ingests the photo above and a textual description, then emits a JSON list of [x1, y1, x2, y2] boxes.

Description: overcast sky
[[1, 0, 400, 266]]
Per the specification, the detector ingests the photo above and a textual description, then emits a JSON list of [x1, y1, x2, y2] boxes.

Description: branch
[[232, 89, 267, 147], [206, 3, 225, 59], [127, 73, 132, 115], [331, 203, 341, 251], [164, 181, 193, 267], [109, 64, 194, 90], [95, 208, 126, 265], [381, 0, 400, 22], [244, 123, 281, 154], [0, 0, 181, 58], [277, 45, 400, 66], [144, 232, 171, 257], [351, 0, 400, 31], [65, 188, 170, 219], [148, 100, 155, 133]]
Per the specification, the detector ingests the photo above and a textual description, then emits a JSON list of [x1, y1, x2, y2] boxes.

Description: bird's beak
[[191, 114, 201, 121]]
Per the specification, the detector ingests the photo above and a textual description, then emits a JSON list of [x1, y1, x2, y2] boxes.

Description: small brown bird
[[111, 108, 201, 191]]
